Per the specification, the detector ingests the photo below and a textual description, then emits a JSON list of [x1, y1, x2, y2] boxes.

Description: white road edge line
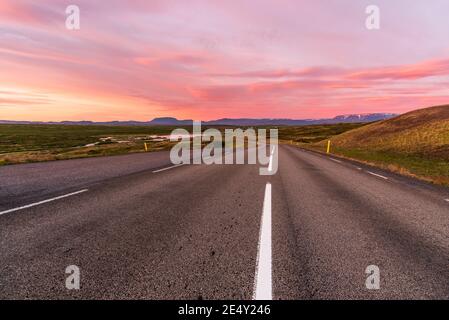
[[329, 158, 342, 163], [367, 171, 389, 180], [0, 189, 89, 216], [152, 164, 184, 173], [253, 182, 272, 300]]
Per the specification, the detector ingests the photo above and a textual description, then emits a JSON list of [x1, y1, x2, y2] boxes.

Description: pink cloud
[[1, 0, 449, 121], [346, 58, 449, 81], [0, 1, 62, 27], [213, 58, 449, 82], [210, 67, 346, 79]]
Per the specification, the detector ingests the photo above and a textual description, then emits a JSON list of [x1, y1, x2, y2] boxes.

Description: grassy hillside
[[315, 105, 449, 185]]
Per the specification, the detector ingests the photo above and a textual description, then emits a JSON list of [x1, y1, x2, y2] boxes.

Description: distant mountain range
[[0, 113, 397, 126]]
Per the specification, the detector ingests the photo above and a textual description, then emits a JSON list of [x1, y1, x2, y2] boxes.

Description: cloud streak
[[1, 0, 449, 120]]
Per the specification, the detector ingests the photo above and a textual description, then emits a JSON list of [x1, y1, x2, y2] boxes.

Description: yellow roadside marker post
[[144, 142, 148, 152], [326, 140, 331, 154]]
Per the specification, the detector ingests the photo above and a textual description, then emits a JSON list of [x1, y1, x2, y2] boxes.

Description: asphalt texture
[[0, 145, 448, 299]]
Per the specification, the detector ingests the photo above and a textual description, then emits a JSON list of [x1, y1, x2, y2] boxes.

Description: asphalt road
[[0, 145, 448, 299]]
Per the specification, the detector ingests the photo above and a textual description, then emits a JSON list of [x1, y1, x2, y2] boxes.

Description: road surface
[[0, 145, 448, 299]]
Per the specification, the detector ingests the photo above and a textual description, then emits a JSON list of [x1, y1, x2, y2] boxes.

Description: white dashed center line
[[0, 189, 89, 216], [253, 182, 272, 300]]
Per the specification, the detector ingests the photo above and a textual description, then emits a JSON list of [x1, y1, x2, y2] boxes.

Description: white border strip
[[367, 171, 389, 180], [253, 183, 273, 300], [0, 189, 89, 216], [152, 164, 184, 173]]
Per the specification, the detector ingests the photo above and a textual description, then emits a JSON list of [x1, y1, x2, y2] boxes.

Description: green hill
[[320, 105, 449, 185]]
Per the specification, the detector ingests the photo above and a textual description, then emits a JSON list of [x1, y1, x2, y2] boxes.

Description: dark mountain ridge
[[0, 113, 397, 126]]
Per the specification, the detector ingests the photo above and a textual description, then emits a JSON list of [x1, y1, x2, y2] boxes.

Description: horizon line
[[0, 112, 399, 124]]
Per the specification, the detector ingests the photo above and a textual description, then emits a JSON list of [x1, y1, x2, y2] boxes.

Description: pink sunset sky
[[1, 0, 449, 121]]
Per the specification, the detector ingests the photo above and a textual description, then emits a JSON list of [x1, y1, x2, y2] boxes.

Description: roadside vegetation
[[298, 105, 449, 186], [276, 123, 367, 143], [0, 124, 249, 165], [0, 124, 184, 165]]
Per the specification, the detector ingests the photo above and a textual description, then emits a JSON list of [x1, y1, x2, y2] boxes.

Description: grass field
[[276, 122, 367, 143], [0, 124, 186, 165], [0, 122, 368, 165], [305, 105, 449, 185], [0, 123, 273, 165]]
